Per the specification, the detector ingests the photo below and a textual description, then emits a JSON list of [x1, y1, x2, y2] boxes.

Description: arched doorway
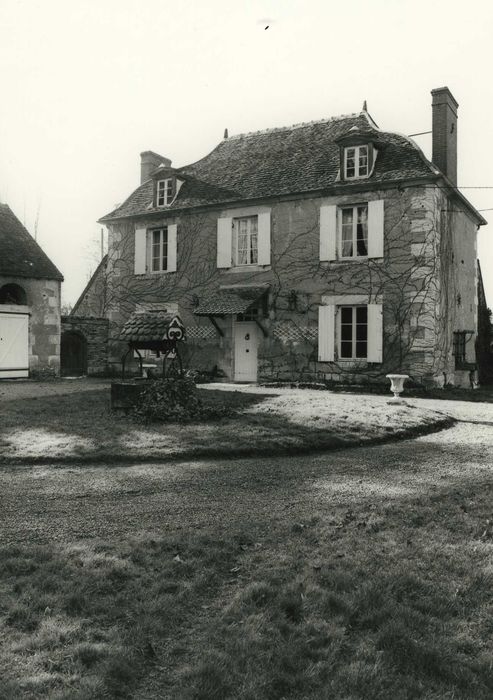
[[60, 331, 87, 376], [0, 283, 27, 305]]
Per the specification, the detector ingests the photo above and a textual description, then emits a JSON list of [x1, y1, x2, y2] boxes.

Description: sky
[[1, 0, 493, 307]]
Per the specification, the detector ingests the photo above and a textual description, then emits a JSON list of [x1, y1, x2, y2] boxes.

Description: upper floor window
[[340, 205, 368, 258], [151, 228, 168, 272], [344, 145, 369, 179], [157, 179, 173, 206], [234, 216, 258, 266]]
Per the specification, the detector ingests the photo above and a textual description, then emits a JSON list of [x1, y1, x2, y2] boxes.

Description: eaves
[[98, 175, 445, 225]]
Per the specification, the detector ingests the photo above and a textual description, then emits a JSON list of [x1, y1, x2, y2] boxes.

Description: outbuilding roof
[[100, 112, 437, 222], [0, 204, 63, 281]]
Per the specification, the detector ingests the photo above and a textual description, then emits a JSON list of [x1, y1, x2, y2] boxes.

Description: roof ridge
[[226, 112, 366, 140]]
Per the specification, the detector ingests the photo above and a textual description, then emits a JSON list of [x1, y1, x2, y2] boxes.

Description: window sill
[[337, 359, 368, 366], [323, 257, 383, 265], [136, 270, 175, 277], [223, 265, 271, 273]]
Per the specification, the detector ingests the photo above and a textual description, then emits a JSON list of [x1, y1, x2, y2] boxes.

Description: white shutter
[[217, 217, 233, 268], [367, 303, 383, 362], [320, 205, 337, 261], [167, 224, 177, 272], [257, 211, 271, 266], [318, 305, 336, 362], [368, 199, 384, 258], [134, 227, 147, 274]]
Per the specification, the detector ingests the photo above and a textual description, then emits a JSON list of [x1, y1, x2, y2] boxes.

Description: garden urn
[[386, 374, 409, 404]]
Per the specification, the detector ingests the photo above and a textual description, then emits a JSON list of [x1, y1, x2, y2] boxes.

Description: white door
[[234, 322, 258, 382], [0, 312, 29, 378]]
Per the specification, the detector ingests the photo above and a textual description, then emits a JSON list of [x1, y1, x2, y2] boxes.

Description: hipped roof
[[100, 111, 486, 227]]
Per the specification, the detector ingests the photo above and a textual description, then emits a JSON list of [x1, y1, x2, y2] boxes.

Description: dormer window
[[344, 145, 369, 179], [157, 178, 173, 206]]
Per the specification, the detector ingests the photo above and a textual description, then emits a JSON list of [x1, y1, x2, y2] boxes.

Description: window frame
[[338, 204, 369, 260], [338, 305, 368, 361], [344, 145, 369, 180], [149, 227, 169, 273], [156, 178, 173, 207], [233, 215, 259, 267]]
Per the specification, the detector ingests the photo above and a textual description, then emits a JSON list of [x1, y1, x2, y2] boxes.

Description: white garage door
[[0, 312, 29, 378]]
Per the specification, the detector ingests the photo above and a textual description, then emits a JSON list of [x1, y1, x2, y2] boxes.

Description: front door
[[234, 322, 258, 382], [0, 312, 29, 378]]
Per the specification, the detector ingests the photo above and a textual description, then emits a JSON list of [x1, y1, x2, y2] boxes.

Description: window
[[344, 145, 369, 179], [453, 332, 466, 369], [339, 306, 368, 359], [151, 228, 168, 272], [234, 216, 258, 265], [340, 205, 368, 258], [157, 179, 173, 206]]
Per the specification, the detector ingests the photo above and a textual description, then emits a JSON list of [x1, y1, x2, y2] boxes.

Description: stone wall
[[61, 316, 109, 375], [0, 274, 61, 374]]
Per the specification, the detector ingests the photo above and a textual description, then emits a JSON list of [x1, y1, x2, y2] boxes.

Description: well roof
[[120, 311, 183, 343]]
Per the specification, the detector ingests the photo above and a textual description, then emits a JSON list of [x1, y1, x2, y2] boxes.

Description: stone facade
[[99, 182, 479, 386]]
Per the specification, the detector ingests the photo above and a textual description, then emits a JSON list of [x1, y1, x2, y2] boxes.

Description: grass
[[0, 384, 450, 464], [0, 429, 492, 698]]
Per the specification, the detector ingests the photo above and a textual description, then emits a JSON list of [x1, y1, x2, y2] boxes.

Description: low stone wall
[[61, 316, 109, 375]]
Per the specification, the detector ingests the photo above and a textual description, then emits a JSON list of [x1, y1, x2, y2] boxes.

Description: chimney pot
[[140, 151, 172, 184], [431, 87, 458, 185]]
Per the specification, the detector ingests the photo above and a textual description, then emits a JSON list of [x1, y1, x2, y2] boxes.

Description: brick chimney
[[140, 151, 172, 184], [431, 87, 458, 185]]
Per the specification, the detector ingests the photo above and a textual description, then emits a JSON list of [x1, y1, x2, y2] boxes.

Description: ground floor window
[[453, 331, 467, 368], [339, 305, 368, 359]]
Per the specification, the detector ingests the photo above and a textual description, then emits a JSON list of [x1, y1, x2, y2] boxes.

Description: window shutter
[[257, 212, 271, 266], [368, 199, 384, 258], [167, 224, 177, 272], [217, 217, 233, 268], [318, 305, 336, 362], [367, 303, 383, 362], [320, 205, 337, 261], [134, 227, 147, 274]]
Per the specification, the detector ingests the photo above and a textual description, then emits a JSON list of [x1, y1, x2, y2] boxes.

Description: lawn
[[0, 420, 492, 698], [0, 381, 450, 464]]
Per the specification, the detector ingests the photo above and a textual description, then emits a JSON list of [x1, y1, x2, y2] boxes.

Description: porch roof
[[193, 285, 269, 316]]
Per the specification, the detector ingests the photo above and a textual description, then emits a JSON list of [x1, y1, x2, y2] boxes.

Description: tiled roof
[[194, 285, 269, 316], [100, 112, 437, 222], [120, 311, 184, 342], [0, 204, 63, 280]]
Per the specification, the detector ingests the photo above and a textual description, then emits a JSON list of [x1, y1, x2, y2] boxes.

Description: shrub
[[30, 366, 58, 381], [134, 377, 232, 423]]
